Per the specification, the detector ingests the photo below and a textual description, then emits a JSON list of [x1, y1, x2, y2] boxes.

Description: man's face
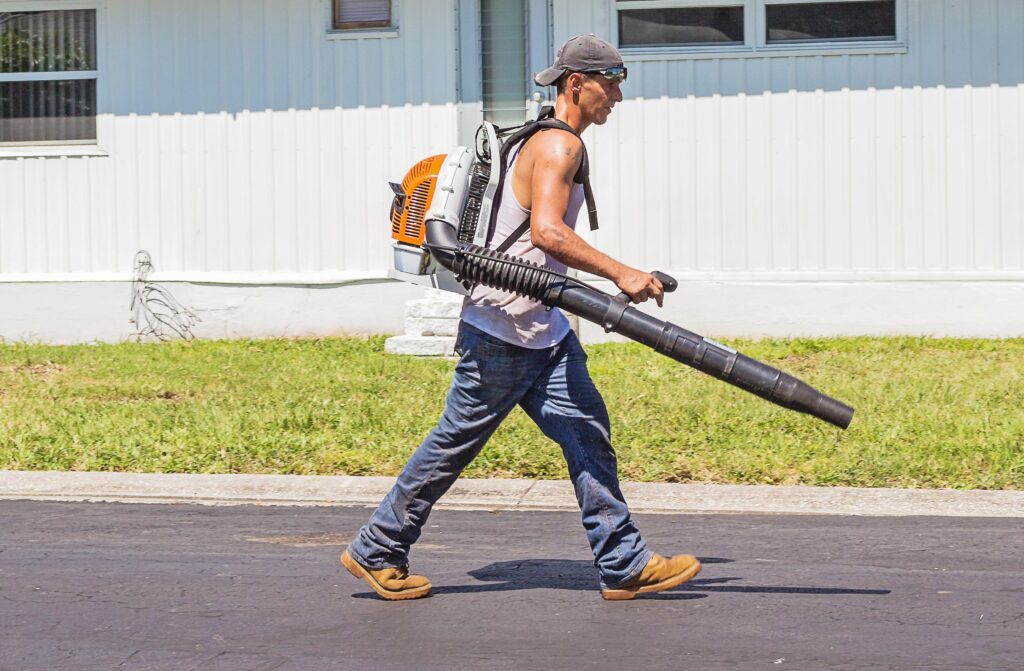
[[578, 73, 624, 125]]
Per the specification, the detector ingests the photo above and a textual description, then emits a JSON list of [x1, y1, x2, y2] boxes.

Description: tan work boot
[[601, 553, 701, 601], [340, 549, 432, 601]]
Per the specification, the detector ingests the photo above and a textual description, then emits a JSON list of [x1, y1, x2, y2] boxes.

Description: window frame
[[612, 0, 906, 60], [0, 0, 104, 152], [331, 0, 392, 31]]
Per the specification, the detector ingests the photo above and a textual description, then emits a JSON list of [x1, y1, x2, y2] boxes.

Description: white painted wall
[[557, 0, 1024, 281], [554, 0, 1023, 340], [0, 0, 459, 279], [0, 0, 460, 343], [1, 0, 1022, 343]]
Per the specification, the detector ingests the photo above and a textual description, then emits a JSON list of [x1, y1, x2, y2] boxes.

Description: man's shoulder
[[521, 127, 584, 173], [527, 126, 584, 153]]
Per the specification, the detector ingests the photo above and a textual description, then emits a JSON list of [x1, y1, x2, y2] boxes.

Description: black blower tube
[[424, 219, 854, 430]]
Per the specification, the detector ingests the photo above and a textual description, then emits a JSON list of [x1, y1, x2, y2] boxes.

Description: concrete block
[[404, 316, 460, 336], [384, 335, 457, 356], [405, 295, 464, 319]]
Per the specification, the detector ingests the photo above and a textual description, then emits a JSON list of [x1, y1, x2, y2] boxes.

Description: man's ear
[[564, 72, 586, 104], [566, 72, 585, 95]]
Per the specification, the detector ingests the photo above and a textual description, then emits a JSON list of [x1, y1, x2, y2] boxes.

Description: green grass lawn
[[1, 336, 1022, 489]]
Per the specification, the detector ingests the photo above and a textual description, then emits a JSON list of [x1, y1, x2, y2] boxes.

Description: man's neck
[[554, 97, 590, 134]]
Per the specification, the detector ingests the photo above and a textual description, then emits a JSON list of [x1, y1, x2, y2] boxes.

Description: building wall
[[556, 0, 1024, 282], [0, 0, 460, 280], [2, 0, 1023, 342]]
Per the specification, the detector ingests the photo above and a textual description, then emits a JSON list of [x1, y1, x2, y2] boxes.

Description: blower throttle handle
[[652, 271, 677, 293], [614, 270, 678, 304]]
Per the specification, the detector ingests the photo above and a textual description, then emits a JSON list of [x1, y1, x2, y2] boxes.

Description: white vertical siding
[[0, 0, 459, 278], [2, 0, 1023, 286], [555, 0, 1024, 277]]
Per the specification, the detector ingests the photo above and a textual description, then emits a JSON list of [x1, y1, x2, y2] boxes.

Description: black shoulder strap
[[495, 219, 532, 254], [485, 111, 599, 250], [528, 116, 598, 232]]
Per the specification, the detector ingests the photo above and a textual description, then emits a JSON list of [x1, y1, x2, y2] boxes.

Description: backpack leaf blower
[[388, 113, 855, 430]]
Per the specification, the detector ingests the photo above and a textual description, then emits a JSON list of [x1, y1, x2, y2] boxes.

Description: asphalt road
[[1, 501, 1022, 670]]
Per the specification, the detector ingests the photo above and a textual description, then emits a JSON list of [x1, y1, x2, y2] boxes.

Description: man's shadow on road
[[352, 558, 891, 600]]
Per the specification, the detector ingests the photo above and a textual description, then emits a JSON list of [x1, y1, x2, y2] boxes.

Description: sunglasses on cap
[[581, 66, 627, 83]]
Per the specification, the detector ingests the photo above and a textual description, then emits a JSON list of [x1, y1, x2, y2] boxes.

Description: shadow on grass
[[351, 557, 891, 599]]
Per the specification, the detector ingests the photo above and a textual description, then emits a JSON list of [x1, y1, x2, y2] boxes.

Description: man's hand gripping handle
[[605, 271, 677, 332]]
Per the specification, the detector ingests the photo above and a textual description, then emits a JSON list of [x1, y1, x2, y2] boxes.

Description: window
[[333, 0, 391, 30], [481, 0, 528, 126], [619, 7, 745, 48], [615, 0, 902, 55], [766, 1, 895, 43], [0, 8, 97, 144]]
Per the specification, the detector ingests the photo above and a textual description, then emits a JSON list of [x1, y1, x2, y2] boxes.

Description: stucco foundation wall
[[0, 281, 428, 345], [578, 279, 1024, 342], [2, 280, 1021, 345]]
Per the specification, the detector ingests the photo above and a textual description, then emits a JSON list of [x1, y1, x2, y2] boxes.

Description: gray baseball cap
[[534, 34, 624, 87]]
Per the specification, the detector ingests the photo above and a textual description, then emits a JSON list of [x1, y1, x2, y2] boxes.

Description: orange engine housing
[[390, 154, 446, 247]]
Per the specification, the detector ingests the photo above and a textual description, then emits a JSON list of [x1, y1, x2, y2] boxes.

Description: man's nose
[[611, 83, 623, 102]]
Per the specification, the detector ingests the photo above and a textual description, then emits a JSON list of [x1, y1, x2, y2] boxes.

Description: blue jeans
[[347, 321, 652, 588]]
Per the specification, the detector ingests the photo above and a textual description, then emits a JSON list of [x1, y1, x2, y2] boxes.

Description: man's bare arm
[[528, 132, 664, 306]]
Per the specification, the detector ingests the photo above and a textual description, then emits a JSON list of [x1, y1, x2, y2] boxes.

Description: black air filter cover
[[458, 161, 491, 243]]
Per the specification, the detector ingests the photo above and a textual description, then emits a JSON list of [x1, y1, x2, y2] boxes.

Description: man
[[341, 34, 700, 601]]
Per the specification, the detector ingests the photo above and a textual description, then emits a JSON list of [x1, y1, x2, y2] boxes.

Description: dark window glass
[[0, 10, 96, 143], [619, 7, 745, 47], [766, 1, 896, 43], [0, 10, 96, 73], [0, 80, 96, 143]]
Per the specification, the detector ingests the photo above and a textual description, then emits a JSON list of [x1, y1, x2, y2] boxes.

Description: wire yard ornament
[[129, 250, 200, 341]]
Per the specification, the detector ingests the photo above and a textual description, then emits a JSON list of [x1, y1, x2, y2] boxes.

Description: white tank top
[[461, 138, 586, 349]]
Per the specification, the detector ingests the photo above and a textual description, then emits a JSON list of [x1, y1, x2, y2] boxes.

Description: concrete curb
[[2, 470, 1023, 517]]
